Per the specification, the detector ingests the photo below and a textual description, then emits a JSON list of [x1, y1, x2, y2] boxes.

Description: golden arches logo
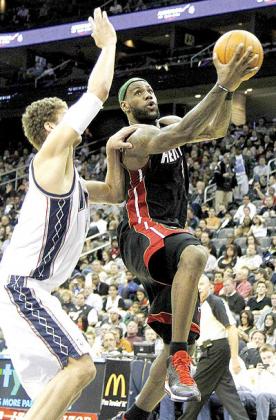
[[105, 373, 126, 398]]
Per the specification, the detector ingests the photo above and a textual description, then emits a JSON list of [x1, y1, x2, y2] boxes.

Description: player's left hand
[[88, 8, 116, 48], [106, 126, 138, 151]]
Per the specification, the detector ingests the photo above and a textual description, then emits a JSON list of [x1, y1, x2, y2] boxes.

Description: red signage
[[0, 408, 97, 420]]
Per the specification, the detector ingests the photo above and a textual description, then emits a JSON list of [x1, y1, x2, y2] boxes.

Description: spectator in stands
[[234, 213, 252, 237], [102, 331, 118, 354], [213, 271, 224, 295], [84, 285, 103, 312], [268, 236, 276, 255], [89, 210, 107, 235], [103, 284, 126, 312], [232, 149, 252, 200], [240, 330, 265, 368], [69, 274, 85, 295], [105, 308, 127, 335], [125, 320, 143, 349], [253, 156, 268, 180], [111, 326, 132, 353], [135, 287, 149, 315], [222, 277, 245, 316], [263, 313, 276, 347], [256, 293, 276, 330], [204, 243, 217, 273], [119, 270, 139, 299], [89, 272, 109, 296], [91, 259, 108, 283], [216, 244, 238, 271], [237, 309, 255, 344], [247, 215, 267, 238], [201, 231, 217, 257], [135, 311, 148, 337], [186, 207, 199, 231], [246, 235, 262, 255], [134, 0, 146, 11], [205, 208, 221, 233], [246, 281, 271, 315], [218, 236, 242, 258], [59, 289, 75, 314], [235, 267, 252, 300], [234, 195, 257, 224], [144, 326, 157, 343], [235, 244, 262, 272], [110, 236, 120, 260], [85, 329, 102, 358], [259, 195, 276, 218], [268, 174, 276, 194], [16, 4, 30, 25], [105, 261, 126, 285], [109, 0, 123, 14], [214, 153, 236, 212], [253, 268, 273, 296], [239, 344, 276, 420], [190, 180, 205, 216], [68, 292, 95, 331]]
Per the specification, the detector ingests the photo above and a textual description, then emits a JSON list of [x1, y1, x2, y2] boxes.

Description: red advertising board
[[0, 408, 98, 419]]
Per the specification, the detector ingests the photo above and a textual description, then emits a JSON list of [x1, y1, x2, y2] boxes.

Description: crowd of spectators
[[0, 115, 276, 417]]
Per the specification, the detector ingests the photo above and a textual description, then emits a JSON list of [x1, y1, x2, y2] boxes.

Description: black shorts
[[118, 222, 201, 344]]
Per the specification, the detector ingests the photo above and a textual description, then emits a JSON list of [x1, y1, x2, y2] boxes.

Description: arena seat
[[217, 228, 235, 238], [235, 237, 247, 248]]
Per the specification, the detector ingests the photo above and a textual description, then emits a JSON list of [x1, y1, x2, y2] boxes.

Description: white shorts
[[0, 275, 92, 400]]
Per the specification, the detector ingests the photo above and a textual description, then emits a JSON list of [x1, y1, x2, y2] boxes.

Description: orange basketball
[[213, 30, 264, 81]]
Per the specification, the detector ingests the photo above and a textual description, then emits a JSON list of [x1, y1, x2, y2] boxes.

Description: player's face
[[125, 81, 160, 123]]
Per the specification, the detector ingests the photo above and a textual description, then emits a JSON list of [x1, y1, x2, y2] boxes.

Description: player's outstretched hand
[[88, 8, 116, 48], [106, 126, 139, 152], [213, 43, 259, 92]]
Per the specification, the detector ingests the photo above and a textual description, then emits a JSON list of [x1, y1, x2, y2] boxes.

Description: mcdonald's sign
[[104, 374, 126, 398]]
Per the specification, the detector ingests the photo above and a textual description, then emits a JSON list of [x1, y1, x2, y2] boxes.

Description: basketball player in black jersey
[[112, 45, 258, 420]]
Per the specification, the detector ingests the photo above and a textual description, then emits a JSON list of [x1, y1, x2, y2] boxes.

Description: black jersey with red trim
[[122, 145, 189, 230]]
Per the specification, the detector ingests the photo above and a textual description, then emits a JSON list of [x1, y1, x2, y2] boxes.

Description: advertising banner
[[99, 359, 131, 420], [1, 0, 276, 48], [0, 358, 106, 419]]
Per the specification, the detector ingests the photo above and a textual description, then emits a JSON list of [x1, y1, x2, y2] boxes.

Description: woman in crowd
[[263, 313, 276, 346], [103, 284, 126, 312], [216, 244, 238, 271], [237, 309, 255, 344], [246, 234, 262, 255], [218, 236, 242, 258], [234, 215, 252, 237], [247, 215, 267, 238], [135, 287, 149, 315]]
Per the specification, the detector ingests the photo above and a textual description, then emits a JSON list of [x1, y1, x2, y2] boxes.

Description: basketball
[[213, 30, 264, 81]]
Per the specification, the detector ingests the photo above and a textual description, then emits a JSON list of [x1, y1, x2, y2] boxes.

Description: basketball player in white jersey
[[0, 8, 137, 420]]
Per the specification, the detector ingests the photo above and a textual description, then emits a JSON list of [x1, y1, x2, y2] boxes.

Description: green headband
[[118, 77, 147, 103]]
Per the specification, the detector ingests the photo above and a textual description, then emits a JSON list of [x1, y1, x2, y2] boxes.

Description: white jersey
[[0, 162, 90, 291]]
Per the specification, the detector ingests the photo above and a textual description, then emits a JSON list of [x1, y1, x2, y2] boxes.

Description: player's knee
[[179, 245, 208, 272], [70, 356, 96, 387]]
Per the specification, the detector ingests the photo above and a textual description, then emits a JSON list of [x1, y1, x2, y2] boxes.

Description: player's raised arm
[[34, 8, 116, 160], [123, 45, 258, 161]]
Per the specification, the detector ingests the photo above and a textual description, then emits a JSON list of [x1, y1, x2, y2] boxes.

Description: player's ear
[[44, 121, 55, 133], [120, 100, 130, 114]]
